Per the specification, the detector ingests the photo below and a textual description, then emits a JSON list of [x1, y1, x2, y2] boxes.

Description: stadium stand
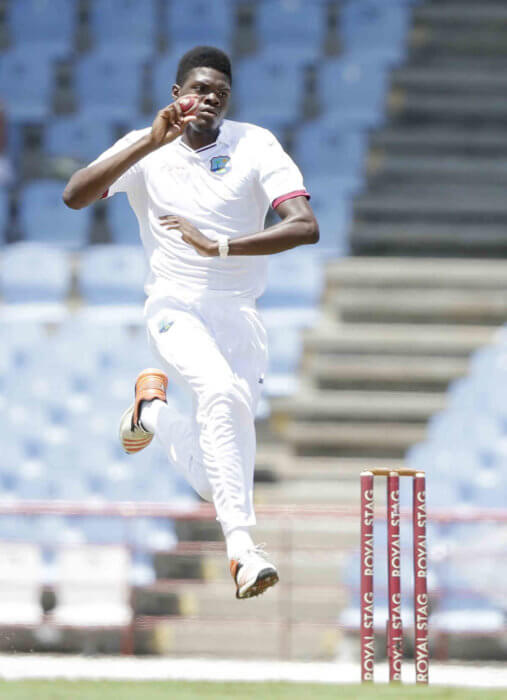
[[1, 0, 506, 662]]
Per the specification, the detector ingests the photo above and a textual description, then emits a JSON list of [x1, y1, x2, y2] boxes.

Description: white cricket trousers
[[144, 289, 268, 536]]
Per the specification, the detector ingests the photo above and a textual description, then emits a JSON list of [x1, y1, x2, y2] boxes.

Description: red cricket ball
[[179, 95, 199, 113]]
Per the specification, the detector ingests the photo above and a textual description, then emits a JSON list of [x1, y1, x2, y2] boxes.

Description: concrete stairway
[[354, 0, 507, 256], [267, 257, 506, 498]]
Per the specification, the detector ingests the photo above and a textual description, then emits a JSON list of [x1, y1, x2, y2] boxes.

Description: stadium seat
[[78, 244, 147, 305], [320, 56, 389, 129], [0, 50, 53, 121], [294, 121, 367, 186], [0, 542, 43, 624], [0, 189, 8, 245], [89, 0, 157, 59], [52, 545, 132, 627], [341, 0, 411, 65], [19, 180, 91, 249], [257, 0, 326, 54], [152, 51, 182, 109], [303, 175, 352, 256], [130, 551, 156, 585], [234, 50, 306, 127], [167, 1, 233, 49], [259, 247, 324, 309], [75, 52, 144, 120], [8, 0, 76, 58], [107, 195, 141, 245], [127, 517, 178, 551], [0, 243, 71, 303], [45, 115, 114, 165]]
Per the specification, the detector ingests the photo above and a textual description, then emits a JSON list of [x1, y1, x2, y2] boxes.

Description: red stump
[[360, 472, 375, 682], [413, 473, 429, 684]]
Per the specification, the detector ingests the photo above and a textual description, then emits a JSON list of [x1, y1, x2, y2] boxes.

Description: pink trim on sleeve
[[272, 189, 310, 209], [100, 189, 109, 199]]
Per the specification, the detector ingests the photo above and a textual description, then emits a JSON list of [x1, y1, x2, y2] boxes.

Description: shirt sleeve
[[256, 129, 310, 209], [88, 130, 146, 199]]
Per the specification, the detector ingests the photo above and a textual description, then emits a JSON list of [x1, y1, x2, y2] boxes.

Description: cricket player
[[63, 46, 319, 599]]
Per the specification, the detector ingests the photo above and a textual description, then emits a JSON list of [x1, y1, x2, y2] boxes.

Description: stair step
[[304, 323, 495, 358], [169, 581, 347, 623], [391, 92, 507, 124], [415, 4, 507, 26], [351, 223, 507, 256], [392, 67, 507, 95], [282, 422, 426, 458], [371, 155, 507, 185], [277, 456, 405, 482], [331, 289, 507, 325], [150, 617, 341, 660], [255, 480, 359, 505], [355, 192, 507, 223], [325, 257, 507, 291], [273, 391, 446, 422], [305, 355, 466, 392], [371, 127, 507, 158]]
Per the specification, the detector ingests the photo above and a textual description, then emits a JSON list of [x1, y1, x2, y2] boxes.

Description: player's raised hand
[[149, 96, 200, 147]]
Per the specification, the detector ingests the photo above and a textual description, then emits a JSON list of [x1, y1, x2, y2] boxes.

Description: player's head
[[172, 46, 232, 131]]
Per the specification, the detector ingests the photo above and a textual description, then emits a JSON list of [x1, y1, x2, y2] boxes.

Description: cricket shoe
[[230, 546, 279, 599], [119, 368, 168, 454]]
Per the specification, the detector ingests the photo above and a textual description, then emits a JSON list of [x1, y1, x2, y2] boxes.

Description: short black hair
[[176, 46, 232, 87]]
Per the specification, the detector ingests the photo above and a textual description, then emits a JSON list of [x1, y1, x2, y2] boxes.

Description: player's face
[[173, 67, 231, 131]]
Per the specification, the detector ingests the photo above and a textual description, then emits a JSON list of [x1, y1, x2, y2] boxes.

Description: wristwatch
[[216, 234, 230, 258]]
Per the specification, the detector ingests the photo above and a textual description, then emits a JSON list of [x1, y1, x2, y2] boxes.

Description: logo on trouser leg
[[158, 319, 174, 333]]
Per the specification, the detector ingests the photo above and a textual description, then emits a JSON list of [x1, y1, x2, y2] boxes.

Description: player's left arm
[[160, 196, 319, 257]]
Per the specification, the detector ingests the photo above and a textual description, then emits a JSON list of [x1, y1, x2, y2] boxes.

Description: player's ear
[[172, 84, 180, 100]]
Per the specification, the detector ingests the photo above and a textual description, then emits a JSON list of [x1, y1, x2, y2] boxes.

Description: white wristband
[[216, 235, 230, 258]]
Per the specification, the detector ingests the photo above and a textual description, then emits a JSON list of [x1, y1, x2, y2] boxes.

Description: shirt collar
[[177, 120, 231, 156]]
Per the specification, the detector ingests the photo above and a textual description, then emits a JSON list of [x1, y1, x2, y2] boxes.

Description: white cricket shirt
[[92, 119, 309, 300]]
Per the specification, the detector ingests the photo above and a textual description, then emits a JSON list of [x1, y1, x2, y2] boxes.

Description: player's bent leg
[[230, 546, 279, 599], [119, 368, 168, 454]]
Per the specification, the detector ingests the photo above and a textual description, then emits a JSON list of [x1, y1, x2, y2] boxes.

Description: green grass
[[0, 681, 505, 700]]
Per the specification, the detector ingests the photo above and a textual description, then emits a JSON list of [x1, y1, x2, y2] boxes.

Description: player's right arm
[[62, 102, 196, 210]]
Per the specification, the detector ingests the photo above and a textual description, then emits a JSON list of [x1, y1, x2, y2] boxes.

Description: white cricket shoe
[[119, 368, 168, 454], [230, 546, 279, 599]]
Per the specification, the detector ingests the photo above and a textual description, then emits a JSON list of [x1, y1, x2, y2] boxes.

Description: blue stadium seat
[[89, 0, 157, 59], [152, 51, 182, 109], [9, 0, 76, 58], [0, 50, 53, 121], [78, 245, 146, 305], [294, 121, 367, 185], [0, 189, 8, 244], [320, 56, 388, 129], [234, 49, 307, 127], [257, 0, 326, 54], [107, 195, 140, 245], [127, 518, 178, 552], [0, 243, 71, 303], [259, 247, 324, 310], [303, 174, 352, 255], [0, 515, 35, 541], [75, 53, 144, 120], [45, 115, 114, 165], [167, 1, 233, 49], [130, 552, 156, 585], [341, 0, 411, 65], [19, 180, 90, 249]]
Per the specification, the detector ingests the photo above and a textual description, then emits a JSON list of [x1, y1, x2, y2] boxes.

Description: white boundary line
[[0, 656, 506, 688]]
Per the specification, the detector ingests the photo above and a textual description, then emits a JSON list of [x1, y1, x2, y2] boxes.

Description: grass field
[[1, 681, 506, 699]]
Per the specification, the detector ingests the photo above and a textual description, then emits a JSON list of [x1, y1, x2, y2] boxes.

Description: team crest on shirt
[[159, 319, 174, 333], [210, 155, 231, 174]]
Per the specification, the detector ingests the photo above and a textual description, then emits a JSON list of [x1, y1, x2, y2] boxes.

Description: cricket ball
[[179, 95, 199, 113]]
